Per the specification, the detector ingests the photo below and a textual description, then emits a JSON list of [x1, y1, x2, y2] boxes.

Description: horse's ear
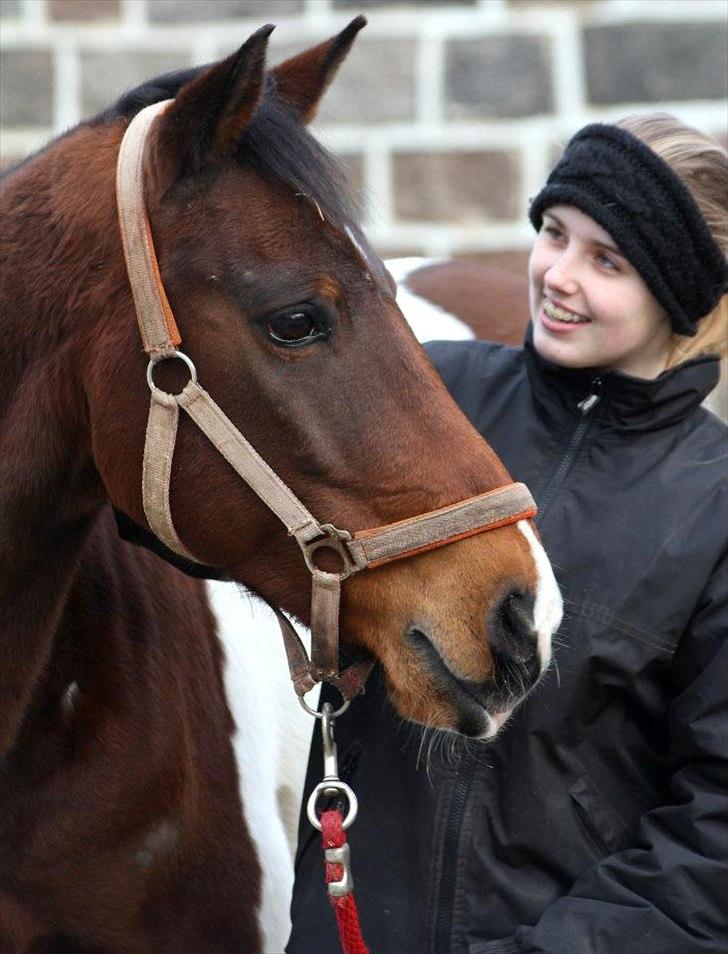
[[153, 24, 274, 187], [271, 15, 366, 124]]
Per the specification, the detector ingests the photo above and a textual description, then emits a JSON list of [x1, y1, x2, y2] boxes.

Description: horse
[[0, 18, 562, 953], [388, 254, 529, 346]]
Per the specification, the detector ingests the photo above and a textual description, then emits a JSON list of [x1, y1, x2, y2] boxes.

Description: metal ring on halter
[[300, 523, 364, 581], [146, 350, 198, 399], [298, 692, 350, 719], [307, 780, 358, 831]]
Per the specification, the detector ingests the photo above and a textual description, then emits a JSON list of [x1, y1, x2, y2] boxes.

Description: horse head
[[79, 20, 561, 738]]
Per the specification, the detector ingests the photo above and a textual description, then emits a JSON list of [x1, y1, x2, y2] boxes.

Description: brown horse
[[0, 20, 561, 953]]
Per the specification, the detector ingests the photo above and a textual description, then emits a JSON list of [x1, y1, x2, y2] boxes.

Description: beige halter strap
[[115, 100, 538, 704]]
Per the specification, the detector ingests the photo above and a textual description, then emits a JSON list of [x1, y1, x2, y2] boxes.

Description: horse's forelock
[[236, 92, 361, 233]]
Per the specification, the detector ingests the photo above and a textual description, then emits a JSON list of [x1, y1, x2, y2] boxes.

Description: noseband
[[115, 100, 537, 708]]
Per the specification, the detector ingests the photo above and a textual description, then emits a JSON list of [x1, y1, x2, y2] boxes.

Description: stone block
[[49, 0, 121, 19], [148, 0, 302, 21], [584, 22, 728, 104], [334, 0, 473, 6], [379, 245, 427, 259], [508, 0, 597, 5], [80, 51, 188, 118], [446, 35, 553, 119], [0, 0, 21, 17], [0, 50, 54, 127], [393, 150, 521, 222], [270, 39, 416, 125]]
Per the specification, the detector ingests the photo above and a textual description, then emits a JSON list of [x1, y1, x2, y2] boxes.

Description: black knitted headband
[[529, 123, 728, 336]]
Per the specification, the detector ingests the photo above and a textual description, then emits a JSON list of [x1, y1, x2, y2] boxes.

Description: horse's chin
[[384, 671, 515, 741], [441, 679, 516, 740], [481, 707, 513, 739], [390, 628, 521, 739], [440, 699, 514, 741]]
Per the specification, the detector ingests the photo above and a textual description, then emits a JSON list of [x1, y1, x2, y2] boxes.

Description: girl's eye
[[265, 305, 330, 347], [543, 224, 562, 240], [596, 252, 618, 271]]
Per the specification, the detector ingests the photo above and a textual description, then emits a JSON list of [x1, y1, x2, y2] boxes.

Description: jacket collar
[[523, 324, 720, 433]]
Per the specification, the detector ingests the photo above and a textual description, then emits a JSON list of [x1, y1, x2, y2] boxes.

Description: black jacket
[[288, 334, 728, 954]]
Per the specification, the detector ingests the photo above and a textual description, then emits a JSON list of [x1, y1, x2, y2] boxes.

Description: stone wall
[[2, 0, 726, 258]]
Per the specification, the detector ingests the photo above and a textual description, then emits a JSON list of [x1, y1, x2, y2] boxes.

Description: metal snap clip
[[306, 703, 359, 830]]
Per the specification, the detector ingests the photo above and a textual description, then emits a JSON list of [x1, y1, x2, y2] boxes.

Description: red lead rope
[[321, 809, 370, 954]]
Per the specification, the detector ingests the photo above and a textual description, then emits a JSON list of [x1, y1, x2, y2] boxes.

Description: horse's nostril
[[503, 592, 535, 637], [490, 591, 540, 682], [493, 591, 535, 647]]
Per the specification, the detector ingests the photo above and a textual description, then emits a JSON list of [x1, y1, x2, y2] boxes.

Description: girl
[[288, 114, 728, 954]]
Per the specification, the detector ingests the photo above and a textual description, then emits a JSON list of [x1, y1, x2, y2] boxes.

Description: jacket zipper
[[431, 378, 603, 953], [432, 771, 473, 953], [535, 377, 602, 526]]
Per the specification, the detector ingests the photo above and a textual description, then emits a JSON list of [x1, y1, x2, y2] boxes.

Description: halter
[[115, 100, 538, 707]]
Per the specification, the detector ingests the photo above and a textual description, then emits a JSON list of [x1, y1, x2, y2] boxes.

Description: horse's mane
[[2, 62, 360, 233]]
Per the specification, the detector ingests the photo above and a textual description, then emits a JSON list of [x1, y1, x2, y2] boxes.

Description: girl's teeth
[[543, 300, 589, 324]]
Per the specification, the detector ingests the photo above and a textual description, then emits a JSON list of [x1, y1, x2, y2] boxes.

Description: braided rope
[[321, 810, 370, 954]]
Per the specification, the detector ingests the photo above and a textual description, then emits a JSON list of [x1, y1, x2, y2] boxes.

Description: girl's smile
[[541, 298, 590, 326]]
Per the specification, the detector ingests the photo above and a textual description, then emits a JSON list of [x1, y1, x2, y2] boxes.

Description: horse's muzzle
[[408, 591, 545, 738]]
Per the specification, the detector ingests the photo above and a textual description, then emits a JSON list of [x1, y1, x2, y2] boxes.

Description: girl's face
[[528, 204, 673, 379]]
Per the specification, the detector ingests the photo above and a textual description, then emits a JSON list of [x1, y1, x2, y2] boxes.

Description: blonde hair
[[615, 113, 728, 367]]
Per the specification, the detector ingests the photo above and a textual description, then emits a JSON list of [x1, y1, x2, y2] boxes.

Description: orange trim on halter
[[358, 506, 537, 570], [143, 216, 181, 348]]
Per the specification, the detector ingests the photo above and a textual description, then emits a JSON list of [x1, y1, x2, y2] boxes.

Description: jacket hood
[[523, 324, 721, 433]]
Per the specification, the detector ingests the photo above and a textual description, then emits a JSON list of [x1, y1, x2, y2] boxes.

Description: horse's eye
[[265, 305, 329, 347]]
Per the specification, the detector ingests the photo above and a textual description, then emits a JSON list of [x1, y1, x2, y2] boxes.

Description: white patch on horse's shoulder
[[384, 257, 475, 344], [516, 521, 562, 672], [205, 580, 317, 954], [61, 681, 80, 714]]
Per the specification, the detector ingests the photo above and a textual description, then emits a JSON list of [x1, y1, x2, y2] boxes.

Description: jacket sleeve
[[476, 552, 728, 954]]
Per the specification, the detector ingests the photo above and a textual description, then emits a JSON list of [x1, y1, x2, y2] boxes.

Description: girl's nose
[[544, 253, 579, 297]]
